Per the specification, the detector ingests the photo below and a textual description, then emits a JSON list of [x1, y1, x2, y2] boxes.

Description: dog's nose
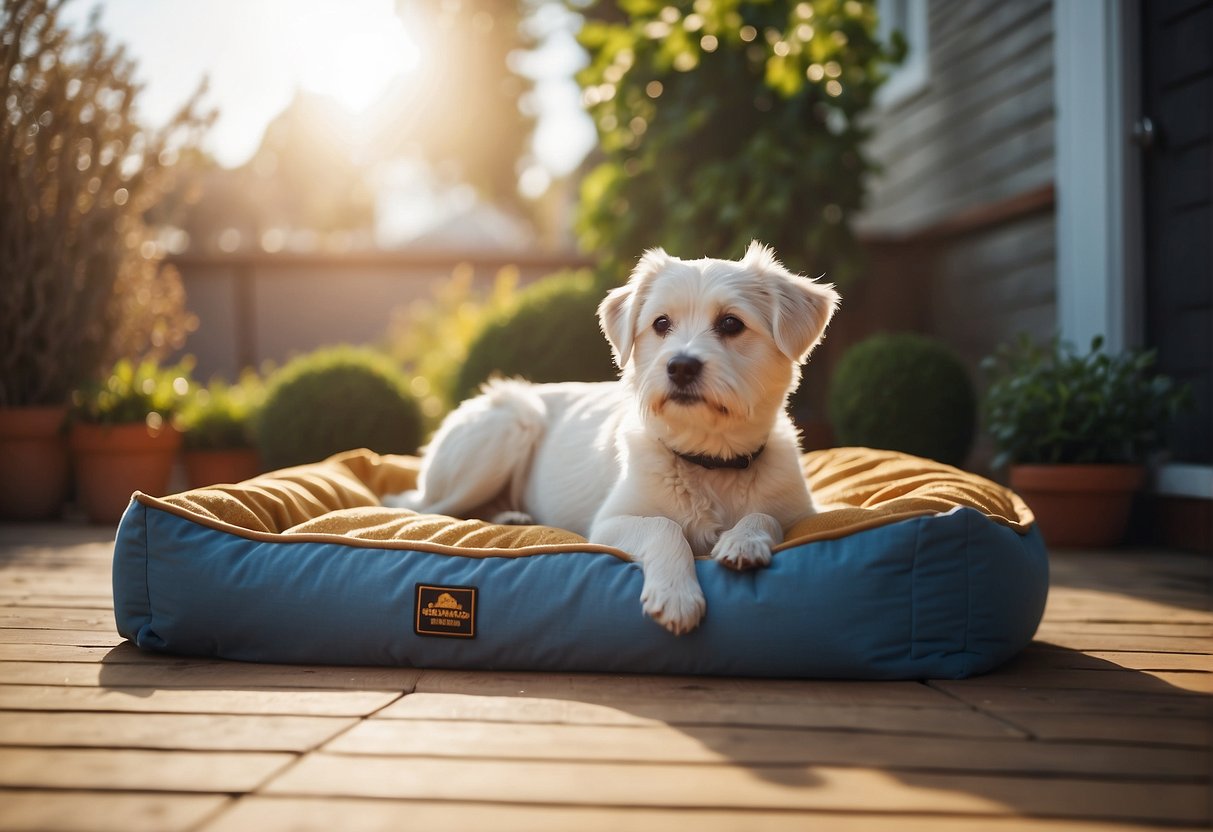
[[667, 354, 703, 388]]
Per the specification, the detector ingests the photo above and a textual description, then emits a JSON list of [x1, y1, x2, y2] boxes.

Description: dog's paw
[[640, 578, 706, 635], [711, 530, 773, 571]]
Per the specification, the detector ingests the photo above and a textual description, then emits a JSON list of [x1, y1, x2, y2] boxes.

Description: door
[[1140, 0, 1213, 464]]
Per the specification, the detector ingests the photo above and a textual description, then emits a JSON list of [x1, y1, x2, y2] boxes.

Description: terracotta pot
[[70, 421, 182, 525], [1010, 464, 1146, 548], [0, 406, 70, 520], [183, 447, 262, 489]]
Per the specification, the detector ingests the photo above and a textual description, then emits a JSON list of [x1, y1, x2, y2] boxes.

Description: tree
[[574, 0, 900, 283], [365, 1, 536, 213]]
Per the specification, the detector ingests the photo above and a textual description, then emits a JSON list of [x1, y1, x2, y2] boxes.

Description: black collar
[[667, 442, 766, 471]]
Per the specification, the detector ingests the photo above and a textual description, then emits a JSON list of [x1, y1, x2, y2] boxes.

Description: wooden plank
[[1033, 633, 1213, 654], [377, 692, 1023, 738], [0, 711, 355, 752], [0, 643, 161, 662], [0, 571, 114, 608], [975, 646, 1213, 692], [0, 747, 293, 792], [0, 608, 117, 631], [1034, 621, 1213, 638], [1047, 547, 1211, 582], [262, 755, 1211, 824], [0, 522, 116, 550], [0, 660, 423, 691], [326, 718, 1206, 778], [0, 684, 400, 716], [954, 666, 1213, 694], [0, 790, 227, 832], [414, 670, 959, 708], [0, 577, 114, 593], [0, 596, 114, 609], [931, 682, 1212, 718], [200, 796, 1188, 832], [998, 710, 1212, 747], [1043, 591, 1213, 624], [0, 567, 115, 585], [0, 629, 124, 647], [1033, 649, 1213, 672]]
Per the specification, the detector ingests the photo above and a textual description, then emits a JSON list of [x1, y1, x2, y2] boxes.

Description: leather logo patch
[[415, 584, 477, 638]]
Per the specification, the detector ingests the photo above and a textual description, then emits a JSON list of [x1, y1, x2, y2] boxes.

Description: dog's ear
[[598, 247, 669, 368], [744, 241, 840, 362]]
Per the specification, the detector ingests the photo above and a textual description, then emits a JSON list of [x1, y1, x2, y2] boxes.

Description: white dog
[[384, 242, 839, 634]]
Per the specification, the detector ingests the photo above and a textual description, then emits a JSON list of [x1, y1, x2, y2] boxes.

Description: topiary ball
[[453, 270, 618, 403], [254, 346, 423, 469], [828, 333, 977, 467]]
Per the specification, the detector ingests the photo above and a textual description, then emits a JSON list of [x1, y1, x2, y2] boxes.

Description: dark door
[[1140, 0, 1213, 464]]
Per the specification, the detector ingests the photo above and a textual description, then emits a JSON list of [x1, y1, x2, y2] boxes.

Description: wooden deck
[[0, 522, 1209, 831]]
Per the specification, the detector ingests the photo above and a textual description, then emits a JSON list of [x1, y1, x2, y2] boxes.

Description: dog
[[384, 242, 840, 634]]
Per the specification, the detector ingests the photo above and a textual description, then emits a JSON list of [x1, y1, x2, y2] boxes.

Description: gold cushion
[[141, 446, 1032, 558]]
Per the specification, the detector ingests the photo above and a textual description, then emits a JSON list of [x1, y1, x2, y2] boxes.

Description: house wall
[[855, 0, 1058, 368], [814, 0, 1060, 470]]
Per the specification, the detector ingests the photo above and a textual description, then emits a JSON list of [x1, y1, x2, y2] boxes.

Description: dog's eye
[[716, 314, 745, 336], [653, 315, 672, 336]]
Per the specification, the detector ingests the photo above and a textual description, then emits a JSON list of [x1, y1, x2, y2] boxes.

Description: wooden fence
[[169, 249, 591, 381]]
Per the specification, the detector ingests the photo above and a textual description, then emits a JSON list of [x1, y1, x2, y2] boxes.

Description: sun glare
[[288, 1, 420, 114]]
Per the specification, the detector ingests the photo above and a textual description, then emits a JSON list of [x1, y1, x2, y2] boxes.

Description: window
[[876, 0, 930, 108]]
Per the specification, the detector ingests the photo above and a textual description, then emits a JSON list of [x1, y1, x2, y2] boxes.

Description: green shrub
[[70, 358, 195, 430], [179, 370, 265, 451], [828, 333, 976, 467], [452, 271, 618, 403], [254, 347, 423, 469], [981, 335, 1190, 467]]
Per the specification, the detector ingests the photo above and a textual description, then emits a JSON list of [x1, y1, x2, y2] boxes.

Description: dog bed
[[112, 447, 1048, 679]]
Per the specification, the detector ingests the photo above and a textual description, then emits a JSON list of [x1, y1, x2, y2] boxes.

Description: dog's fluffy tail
[[383, 379, 546, 517]]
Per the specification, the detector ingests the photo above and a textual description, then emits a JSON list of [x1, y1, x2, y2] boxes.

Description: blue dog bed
[[112, 447, 1048, 679]]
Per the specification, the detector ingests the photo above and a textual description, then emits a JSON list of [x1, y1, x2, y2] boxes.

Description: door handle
[[1132, 116, 1156, 150]]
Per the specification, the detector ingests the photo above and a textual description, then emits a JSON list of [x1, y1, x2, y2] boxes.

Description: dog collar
[[666, 443, 766, 471]]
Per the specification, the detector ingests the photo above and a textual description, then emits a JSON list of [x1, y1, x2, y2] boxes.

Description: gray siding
[[859, 0, 1055, 233], [930, 211, 1057, 369], [855, 0, 1058, 350], [844, 0, 1059, 471]]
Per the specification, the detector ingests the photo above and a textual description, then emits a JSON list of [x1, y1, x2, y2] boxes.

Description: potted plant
[[0, 1, 208, 519], [180, 371, 265, 488], [982, 335, 1188, 547], [69, 359, 193, 524]]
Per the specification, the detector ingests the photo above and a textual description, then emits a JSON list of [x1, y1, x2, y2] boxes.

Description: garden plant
[[982, 334, 1189, 546], [453, 270, 617, 403], [574, 0, 900, 284], [828, 332, 977, 467], [0, 0, 211, 408], [982, 335, 1189, 468], [254, 346, 424, 469], [68, 358, 194, 523]]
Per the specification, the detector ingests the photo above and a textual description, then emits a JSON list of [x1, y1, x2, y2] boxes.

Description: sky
[[63, 0, 597, 182]]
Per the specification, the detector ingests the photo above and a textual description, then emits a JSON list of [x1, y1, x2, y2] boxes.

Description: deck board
[[0, 790, 227, 832], [0, 521, 1210, 829], [199, 797, 1188, 832]]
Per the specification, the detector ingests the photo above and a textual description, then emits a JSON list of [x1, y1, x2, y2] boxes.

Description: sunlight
[[288, 1, 421, 114]]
